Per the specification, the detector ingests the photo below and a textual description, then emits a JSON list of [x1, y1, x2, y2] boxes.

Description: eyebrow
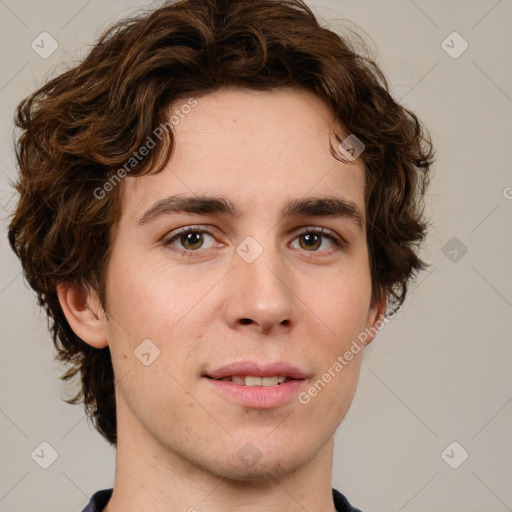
[[137, 194, 364, 231]]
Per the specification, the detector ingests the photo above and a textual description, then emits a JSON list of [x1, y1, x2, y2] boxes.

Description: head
[[8, 0, 433, 475]]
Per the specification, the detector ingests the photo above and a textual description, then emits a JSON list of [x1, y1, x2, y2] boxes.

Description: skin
[[58, 86, 386, 512]]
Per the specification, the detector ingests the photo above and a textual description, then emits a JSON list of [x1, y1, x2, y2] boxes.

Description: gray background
[[1, 1, 511, 511]]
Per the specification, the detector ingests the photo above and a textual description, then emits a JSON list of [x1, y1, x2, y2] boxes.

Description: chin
[[215, 438, 317, 483], [213, 454, 311, 483]]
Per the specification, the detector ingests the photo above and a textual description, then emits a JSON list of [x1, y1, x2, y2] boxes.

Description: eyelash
[[161, 225, 346, 257]]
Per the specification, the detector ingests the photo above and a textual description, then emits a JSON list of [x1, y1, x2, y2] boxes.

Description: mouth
[[202, 360, 310, 408], [202, 374, 308, 409], [203, 375, 302, 386]]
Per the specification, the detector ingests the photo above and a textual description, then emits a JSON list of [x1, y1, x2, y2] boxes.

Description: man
[[7, 0, 434, 511]]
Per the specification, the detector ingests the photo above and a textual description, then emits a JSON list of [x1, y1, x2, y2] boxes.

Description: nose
[[222, 238, 298, 335]]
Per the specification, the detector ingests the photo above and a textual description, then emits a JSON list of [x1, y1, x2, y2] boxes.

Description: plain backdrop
[[1, 1, 511, 511]]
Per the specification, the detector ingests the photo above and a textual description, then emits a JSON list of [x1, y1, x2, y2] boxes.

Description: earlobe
[[363, 293, 388, 347], [56, 281, 108, 349]]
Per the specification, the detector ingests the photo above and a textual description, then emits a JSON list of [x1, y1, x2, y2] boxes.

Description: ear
[[362, 292, 388, 347], [56, 281, 108, 349]]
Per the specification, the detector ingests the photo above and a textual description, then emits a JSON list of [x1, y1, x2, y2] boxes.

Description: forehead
[[173, 86, 338, 153], [119, 87, 365, 224]]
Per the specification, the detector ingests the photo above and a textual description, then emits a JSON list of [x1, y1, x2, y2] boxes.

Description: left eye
[[162, 227, 344, 255], [291, 228, 343, 252]]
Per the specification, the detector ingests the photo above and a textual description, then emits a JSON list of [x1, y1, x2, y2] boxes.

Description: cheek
[[105, 251, 201, 330], [310, 266, 372, 336], [104, 253, 217, 381], [302, 266, 371, 402]]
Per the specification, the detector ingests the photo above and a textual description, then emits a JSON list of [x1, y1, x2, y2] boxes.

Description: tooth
[[261, 376, 278, 386], [244, 376, 262, 386], [222, 375, 289, 386]]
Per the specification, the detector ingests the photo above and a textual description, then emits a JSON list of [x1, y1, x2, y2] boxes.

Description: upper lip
[[205, 361, 309, 380]]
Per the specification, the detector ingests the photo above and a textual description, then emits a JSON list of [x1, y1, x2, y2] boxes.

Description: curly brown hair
[[7, 0, 434, 446]]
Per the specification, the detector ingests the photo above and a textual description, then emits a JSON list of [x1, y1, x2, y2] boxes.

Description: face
[[98, 87, 383, 481]]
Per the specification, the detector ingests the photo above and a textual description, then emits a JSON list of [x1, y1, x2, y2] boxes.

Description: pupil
[[302, 233, 319, 249], [184, 233, 202, 248]]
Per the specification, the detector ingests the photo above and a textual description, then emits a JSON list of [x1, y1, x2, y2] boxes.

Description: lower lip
[[203, 377, 308, 409]]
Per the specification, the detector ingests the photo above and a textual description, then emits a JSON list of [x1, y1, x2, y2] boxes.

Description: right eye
[[162, 226, 218, 256]]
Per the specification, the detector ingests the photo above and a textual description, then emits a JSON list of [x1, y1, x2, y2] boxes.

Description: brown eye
[[292, 227, 344, 253], [162, 227, 217, 254], [298, 233, 322, 251], [178, 232, 204, 250]]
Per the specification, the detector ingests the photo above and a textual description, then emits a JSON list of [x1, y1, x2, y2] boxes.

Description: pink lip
[[205, 360, 309, 380], [203, 377, 308, 409]]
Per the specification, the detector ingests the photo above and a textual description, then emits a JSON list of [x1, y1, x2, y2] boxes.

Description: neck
[[104, 401, 338, 512]]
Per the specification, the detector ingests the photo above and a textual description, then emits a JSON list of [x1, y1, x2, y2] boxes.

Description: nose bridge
[[223, 229, 297, 332]]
